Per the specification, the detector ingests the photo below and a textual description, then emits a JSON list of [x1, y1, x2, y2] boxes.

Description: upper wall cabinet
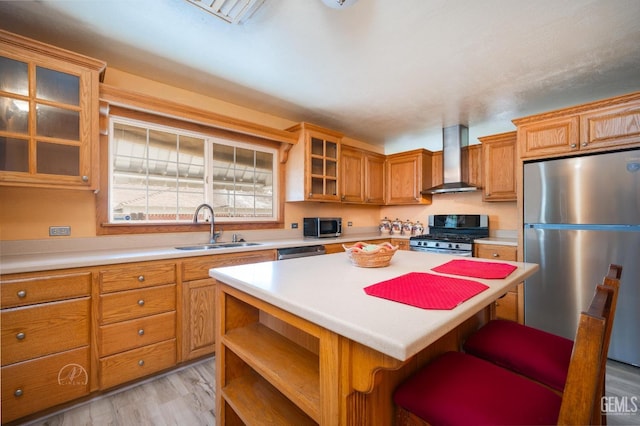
[[431, 145, 482, 189], [514, 92, 640, 160], [385, 149, 433, 205], [0, 30, 106, 190], [479, 131, 516, 202], [340, 145, 385, 204], [286, 123, 343, 202]]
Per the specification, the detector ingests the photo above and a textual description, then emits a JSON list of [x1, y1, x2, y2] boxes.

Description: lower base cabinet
[[474, 243, 521, 322], [1, 346, 90, 423]]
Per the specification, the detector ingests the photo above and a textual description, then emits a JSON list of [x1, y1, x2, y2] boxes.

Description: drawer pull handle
[[16, 332, 25, 340], [17, 290, 27, 298], [138, 275, 145, 282], [492, 253, 499, 257], [138, 299, 145, 307], [14, 389, 23, 397], [138, 360, 145, 366], [138, 329, 145, 336]]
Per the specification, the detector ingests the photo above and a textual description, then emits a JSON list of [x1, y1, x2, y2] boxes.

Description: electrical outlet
[[347, 221, 353, 227], [50, 226, 71, 236], [291, 223, 298, 229]]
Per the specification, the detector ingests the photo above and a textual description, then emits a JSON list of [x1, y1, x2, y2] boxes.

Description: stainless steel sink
[[175, 242, 262, 250]]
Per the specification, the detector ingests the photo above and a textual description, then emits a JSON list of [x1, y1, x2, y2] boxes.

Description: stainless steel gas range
[[409, 214, 489, 257]]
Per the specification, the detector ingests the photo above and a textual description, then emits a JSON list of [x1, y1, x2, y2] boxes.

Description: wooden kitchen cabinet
[[474, 243, 521, 322], [286, 122, 343, 202], [340, 145, 385, 204], [0, 30, 106, 190], [385, 149, 433, 205], [97, 261, 178, 389], [515, 92, 640, 160], [181, 249, 277, 361], [432, 146, 483, 188], [479, 131, 516, 201], [0, 270, 92, 423], [391, 238, 410, 251]]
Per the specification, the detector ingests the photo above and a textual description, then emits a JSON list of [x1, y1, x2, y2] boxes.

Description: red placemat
[[364, 272, 488, 310], [431, 259, 517, 279]]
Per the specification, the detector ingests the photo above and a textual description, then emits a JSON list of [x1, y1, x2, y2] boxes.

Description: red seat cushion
[[393, 351, 562, 426], [463, 319, 573, 392]]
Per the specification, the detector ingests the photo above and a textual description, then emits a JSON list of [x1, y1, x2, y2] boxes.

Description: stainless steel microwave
[[303, 217, 342, 238]]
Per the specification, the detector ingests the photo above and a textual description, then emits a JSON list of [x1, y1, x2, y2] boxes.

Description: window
[[109, 117, 277, 224]]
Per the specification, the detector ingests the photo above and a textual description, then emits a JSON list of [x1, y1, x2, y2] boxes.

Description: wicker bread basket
[[342, 241, 399, 268]]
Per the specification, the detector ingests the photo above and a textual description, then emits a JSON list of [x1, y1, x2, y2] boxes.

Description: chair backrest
[[557, 266, 621, 426]]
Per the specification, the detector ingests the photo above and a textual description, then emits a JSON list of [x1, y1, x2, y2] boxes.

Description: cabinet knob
[[137, 275, 145, 282], [492, 253, 499, 257], [14, 389, 23, 397], [17, 290, 27, 298], [81, 175, 89, 182], [581, 142, 588, 147], [138, 360, 145, 366], [16, 332, 25, 340], [137, 299, 145, 306], [138, 329, 145, 336], [486, 193, 491, 197], [570, 143, 577, 149]]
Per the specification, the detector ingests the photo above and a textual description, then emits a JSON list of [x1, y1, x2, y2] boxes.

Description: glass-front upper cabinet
[[0, 30, 105, 189], [285, 122, 343, 202]]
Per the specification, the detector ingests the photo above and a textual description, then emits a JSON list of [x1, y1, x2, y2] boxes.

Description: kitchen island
[[210, 250, 538, 425]]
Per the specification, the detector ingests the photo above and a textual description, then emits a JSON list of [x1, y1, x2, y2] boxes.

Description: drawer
[[100, 284, 176, 324], [99, 311, 176, 357], [1, 272, 91, 308], [182, 250, 276, 281], [1, 346, 90, 424], [99, 339, 176, 389], [100, 262, 176, 293], [1, 298, 90, 366], [475, 244, 517, 261]]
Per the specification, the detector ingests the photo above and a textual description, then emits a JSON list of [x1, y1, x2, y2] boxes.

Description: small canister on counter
[[391, 218, 402, 235], [412, 220, 424, 236], [379, 217, 391, 235], [402, 219, 413, 235]]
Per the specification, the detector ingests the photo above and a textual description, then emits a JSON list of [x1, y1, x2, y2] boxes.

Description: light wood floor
[[20, 358, 640, 425]]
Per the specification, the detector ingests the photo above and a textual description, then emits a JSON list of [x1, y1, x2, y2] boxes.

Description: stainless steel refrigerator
[[523, 148, 640, 366]]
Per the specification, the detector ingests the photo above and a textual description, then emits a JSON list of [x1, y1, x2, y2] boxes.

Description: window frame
[[96, 105, 285, 236]]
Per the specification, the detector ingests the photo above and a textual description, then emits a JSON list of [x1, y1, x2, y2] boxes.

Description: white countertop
[[0, 233, 384, 275], [474, 237, 518, 246], [209, 250, 538, 361]]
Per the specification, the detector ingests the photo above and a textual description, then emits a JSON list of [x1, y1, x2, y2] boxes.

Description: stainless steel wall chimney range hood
[[422, 124, 478, 194]]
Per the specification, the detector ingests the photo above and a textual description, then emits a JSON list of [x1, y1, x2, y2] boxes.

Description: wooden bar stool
[[463, 264, 621, 392], [393, 274, 620, 425]]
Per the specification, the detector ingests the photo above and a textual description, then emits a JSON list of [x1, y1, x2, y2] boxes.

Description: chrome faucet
[[193, 203, 221, 244]]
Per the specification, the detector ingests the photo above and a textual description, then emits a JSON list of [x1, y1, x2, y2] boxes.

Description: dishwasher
[[277, 245, 326, 260]]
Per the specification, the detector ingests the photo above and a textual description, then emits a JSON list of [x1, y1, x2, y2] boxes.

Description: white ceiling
[[1, 0, 640, 152]]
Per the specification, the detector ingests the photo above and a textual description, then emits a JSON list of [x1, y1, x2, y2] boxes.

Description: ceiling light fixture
[[184, 0, 265, 24], [321, 0, 359, 9]]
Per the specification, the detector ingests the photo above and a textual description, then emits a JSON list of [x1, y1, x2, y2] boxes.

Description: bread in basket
[[342, 241, 399, 268]]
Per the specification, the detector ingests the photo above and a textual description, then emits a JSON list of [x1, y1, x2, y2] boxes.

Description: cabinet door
[[307, 131, 340, 202], [385, 150, 432, 205], [364, 152, 385, 204], [183, 279, 216, 360], [431, 151, 443, 187], [518, 116, 579, 159], [580, 100, 640, 150], [481, 133, 516, 201], [0, 31, 104, 189], [339, 146, 364, 203]]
